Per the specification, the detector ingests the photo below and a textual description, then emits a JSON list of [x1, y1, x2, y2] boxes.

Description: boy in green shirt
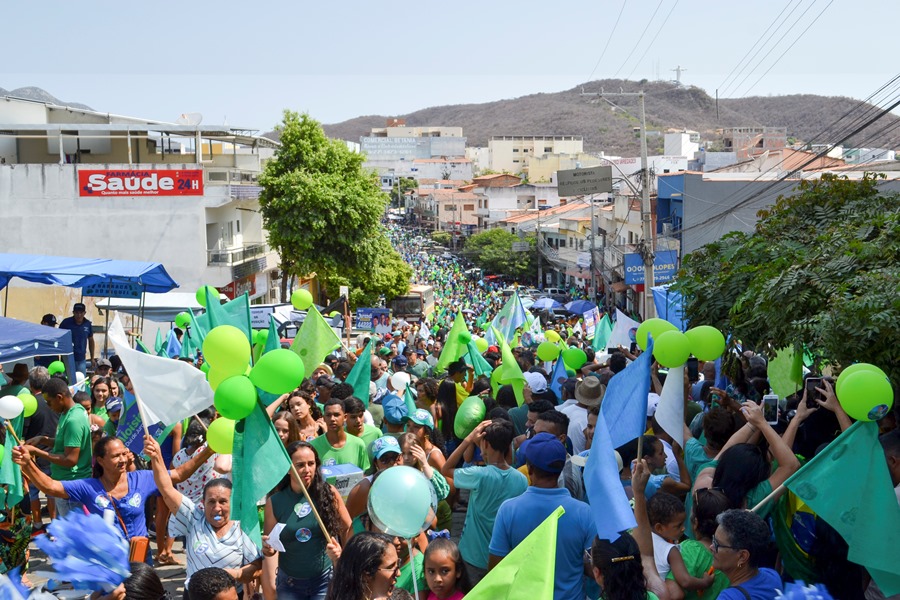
[[310, 398, 370, 471]]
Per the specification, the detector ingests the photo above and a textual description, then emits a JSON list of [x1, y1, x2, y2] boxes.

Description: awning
[[0, 253, 178, 293], [96, 292, 202, 323], [0, 315, 74, 366]]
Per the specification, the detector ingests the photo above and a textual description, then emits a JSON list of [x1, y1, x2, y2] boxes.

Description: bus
[[389, 284, 435, 322]]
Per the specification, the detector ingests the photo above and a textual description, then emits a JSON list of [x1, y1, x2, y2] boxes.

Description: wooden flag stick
[[750, 483, 786, 513], [4, 420, 24, 447], [132, 392, 153, 439]]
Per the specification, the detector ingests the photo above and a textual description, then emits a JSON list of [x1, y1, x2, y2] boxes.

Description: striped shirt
[[168, 496, 260, 591]]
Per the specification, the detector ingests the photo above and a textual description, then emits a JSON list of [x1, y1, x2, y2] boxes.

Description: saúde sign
[[79, 169, 204, 197]]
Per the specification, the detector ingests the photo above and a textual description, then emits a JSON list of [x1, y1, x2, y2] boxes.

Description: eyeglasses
[[711, 536, 739, 553], [378, 563, 401, 573]]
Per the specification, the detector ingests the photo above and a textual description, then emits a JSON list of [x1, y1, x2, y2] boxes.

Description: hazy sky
[[3, 0, 897, 132]]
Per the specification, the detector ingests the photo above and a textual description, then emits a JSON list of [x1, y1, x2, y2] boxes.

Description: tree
[[431, 231, 451, 246], [673, 174, 900, 385], [463, 228, 537, 282], [259, 111, 409, 303], [391, 177, 417, 207]]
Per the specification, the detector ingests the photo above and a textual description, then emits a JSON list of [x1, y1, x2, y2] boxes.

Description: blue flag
[[116, 391, 166, 457], [600, 337, 654, 448], [584, 408, 637, 541], [485, 293, 527, 345], [548, 355, 568, 403], [165, 329, 182, 359]]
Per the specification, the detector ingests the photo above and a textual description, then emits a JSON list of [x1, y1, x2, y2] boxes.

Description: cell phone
[[630, 342, 639, 354], [762, 394, 779, 425], [687, 357, 699, 382], [608, 347, 622, 355], [805, 377, 823, 409]]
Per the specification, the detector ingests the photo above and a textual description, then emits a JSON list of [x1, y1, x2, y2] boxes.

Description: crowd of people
[[0, 227, 897, 600]]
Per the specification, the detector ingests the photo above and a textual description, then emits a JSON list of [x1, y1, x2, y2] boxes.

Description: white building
[[0, 96, 281, 323], [488, 135, 583, 174]]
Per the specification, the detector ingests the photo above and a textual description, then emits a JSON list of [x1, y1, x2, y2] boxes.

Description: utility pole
[[536, 205, 543, 289], [589, 193, 597, 299], [581, 88, 656, 318]]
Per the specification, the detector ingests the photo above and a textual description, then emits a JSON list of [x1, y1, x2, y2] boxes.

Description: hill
[[0, 85, 93, 111], [321, 79, 900, 157]]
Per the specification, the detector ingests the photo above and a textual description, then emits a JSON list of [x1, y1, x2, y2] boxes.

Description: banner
[[583, 308, 600, 340], [79, 168, 203, 197], [623, 250, 678, 285], [357, 308, 391, 334]]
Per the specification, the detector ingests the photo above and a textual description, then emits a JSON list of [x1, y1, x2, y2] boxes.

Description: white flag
[[655, 364, 685, 448], [108, 316, 214, 426], [608, 309, 640, 349]]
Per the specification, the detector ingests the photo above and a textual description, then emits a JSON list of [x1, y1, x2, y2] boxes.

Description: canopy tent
[[652, 283, 687, 331], [0, 254, 178, 293], [0, 315, 76, 377], [96, 292, 204, 323]]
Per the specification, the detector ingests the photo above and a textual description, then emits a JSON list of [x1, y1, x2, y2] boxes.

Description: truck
[[389, 284, 435, 323]]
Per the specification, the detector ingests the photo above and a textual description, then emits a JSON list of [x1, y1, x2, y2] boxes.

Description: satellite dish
[[176, 112, 203, 125]]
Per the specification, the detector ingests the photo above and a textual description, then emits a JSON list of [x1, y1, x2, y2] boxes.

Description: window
[[559, 239, 566, 248], [513, 148, 520, 153], [236, 220, 240, 233], [463, 204, 474, 211]]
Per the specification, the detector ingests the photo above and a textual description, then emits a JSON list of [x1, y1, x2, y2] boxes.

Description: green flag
[[264, 314, 281, 355], [493, 326, 526, 406], [436, 312, 469, 374], [179, 327, 199, 361], [403, 385, 418, 418], [592, 314, 613, 352], [290, 306, 342, 379], [466, 340, 493, 378], [466, 506, 563, 600], [769, 345, 803, 398], [346, 339, 373, 407], [194, 291, 253, 346], [783, 422, 900, 595], [230, 401, 293, 548], [154, 329, 164, 354], [0, 414, 24, 509]]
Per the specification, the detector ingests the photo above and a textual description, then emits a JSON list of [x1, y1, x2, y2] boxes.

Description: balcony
[[207, 242, 269, 266]]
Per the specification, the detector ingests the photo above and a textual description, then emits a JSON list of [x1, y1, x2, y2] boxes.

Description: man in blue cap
[[488, 432, 595, 600]]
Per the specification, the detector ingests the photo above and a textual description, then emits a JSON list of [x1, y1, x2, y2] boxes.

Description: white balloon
[[0, 395, 25, 420], [75, 371, 86, 383], [390, 372, 411, 392]]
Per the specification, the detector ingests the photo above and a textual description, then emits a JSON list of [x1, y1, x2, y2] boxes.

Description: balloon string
[[407, 537, 419, 598]]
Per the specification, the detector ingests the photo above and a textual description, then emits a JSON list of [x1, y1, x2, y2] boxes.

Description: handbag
[[105, 491, 150, 562]]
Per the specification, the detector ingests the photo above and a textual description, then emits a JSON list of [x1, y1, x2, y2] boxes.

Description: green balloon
[[253, 329, 268, 346], [207, 366, 230, 391], [202, 325, 251, 376], [291, 289, 313, 311], [636, 318, 677, 351], [175, 311, 192, 329], [836, 363, 888, 399], [249, 349, 306, 395], [458, 331, 472, 345], [196, 285, 220, 307], [653, 330, 692, 368], [837, 370, 894, 421], [544, 330, 562, 343], [562, 347, 587, 370], [454, 395, 486, 440], [19, 393, 38, 418], [206, 418, 235, 454], [474, 336, 489, 353], [200, 362, 211, 374], [536, 341, 561, 362], [48, 360, 66, 375], [685, 326, 726, 361], [214, 375, 258, 420]]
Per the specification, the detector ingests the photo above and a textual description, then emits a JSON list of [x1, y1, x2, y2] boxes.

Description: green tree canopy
[[463, 228, 537, 281], [673, 174, 900, 385], [259, 111, 410, 303]]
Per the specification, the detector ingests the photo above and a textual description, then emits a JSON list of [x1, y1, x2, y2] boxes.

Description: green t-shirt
[[349, 423, 383, 449], [665, 539, 730, 599], [396, 549, 425, 596], [51, 404, 92, 481], [684, 438, 718, 539], [92, 406, 109, 422], [309, 434, 371, 471], [270, 488, 330, 579]]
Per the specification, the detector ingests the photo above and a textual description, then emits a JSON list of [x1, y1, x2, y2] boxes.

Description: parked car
[[541, 287, 569, 303]]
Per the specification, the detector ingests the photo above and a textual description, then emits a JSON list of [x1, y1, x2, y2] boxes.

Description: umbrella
[[461, 309, 476, 315], [564, 300, 597, 314], [532, 297, 563, 310]]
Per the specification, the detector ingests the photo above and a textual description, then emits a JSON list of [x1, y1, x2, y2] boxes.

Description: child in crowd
[[666, 487, 731, 599], [424, 537, 469, 600], [647, 491, 714, 593]]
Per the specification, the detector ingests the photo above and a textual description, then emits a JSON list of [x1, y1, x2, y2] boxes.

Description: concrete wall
[[489, 137, 584, 174]]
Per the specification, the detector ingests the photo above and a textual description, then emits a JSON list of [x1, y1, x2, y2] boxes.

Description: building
[[664, 130, 700, 157], [524, 152, 611, 184], [0, 96, 281, 323], [722, 126, 787, 160], [361, 120, 467, 179], [488, 135, 583, 174]]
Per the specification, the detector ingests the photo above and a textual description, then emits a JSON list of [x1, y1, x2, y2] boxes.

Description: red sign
[[79, 169, 203, 197], [217, 275, 256, 300]]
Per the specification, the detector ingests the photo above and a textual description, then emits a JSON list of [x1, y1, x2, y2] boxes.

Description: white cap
[[646, 393, 660, 418]]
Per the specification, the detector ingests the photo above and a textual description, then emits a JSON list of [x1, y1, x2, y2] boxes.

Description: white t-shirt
[[659, 439, 681, 482], [558, 403, 589, 454], [652, 532, 678, 579]]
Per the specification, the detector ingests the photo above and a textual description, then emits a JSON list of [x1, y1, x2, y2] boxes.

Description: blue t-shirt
[[62, 470, 158, 539], [489, 487, 595, 600], [454, 465, 528, 569], [59, 316, 93, 361], [718, 568, 783, 600]]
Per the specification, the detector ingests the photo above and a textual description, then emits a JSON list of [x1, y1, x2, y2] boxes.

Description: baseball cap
[[382, 394, 408, 425], [97, 358, 112, 368], [73, 303, 86, 312], [315, 375, 335, 389], [523, 432, 567, 474], [415, 349, 427, 357], [392, 355, 408, 368], [106, 397, 123, 414], [41, 314, 57, 326], [370, 436, 401, 460], [647, 393, 660, 418], [377, 347, 392, 357], [408, 408, 435, 429], [524, 372, 548, 393]]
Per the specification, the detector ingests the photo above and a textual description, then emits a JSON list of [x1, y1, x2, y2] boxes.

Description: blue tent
[[0, 254, 178, 293], [0, 315, 76, 375], [652, 283, 687, 331]]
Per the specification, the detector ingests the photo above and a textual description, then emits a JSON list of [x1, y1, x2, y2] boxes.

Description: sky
[[3, 0, 897, 132]]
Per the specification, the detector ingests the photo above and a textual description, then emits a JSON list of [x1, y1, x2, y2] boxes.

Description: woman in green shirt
[[262, 440, 351, 600]]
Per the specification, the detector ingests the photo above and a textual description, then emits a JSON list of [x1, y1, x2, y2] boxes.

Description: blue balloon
[[367, 466, 437, 538]]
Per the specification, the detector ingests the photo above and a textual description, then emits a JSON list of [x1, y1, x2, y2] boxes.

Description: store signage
[[623, 250, 679, 285], [79, 169, 204, 197]]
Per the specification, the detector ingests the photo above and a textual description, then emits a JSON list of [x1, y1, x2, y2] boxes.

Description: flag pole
[[132, 393, 153, 439], [750, 483, 786, 513], [4, 420, 24, 446]]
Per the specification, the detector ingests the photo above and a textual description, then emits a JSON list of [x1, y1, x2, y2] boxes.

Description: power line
[[717, 1, 799, 93], [625, 0, 681, 82], [732, 0, 834, 99], [611, 0, 665, 80], [585, 0, 627, 83]]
